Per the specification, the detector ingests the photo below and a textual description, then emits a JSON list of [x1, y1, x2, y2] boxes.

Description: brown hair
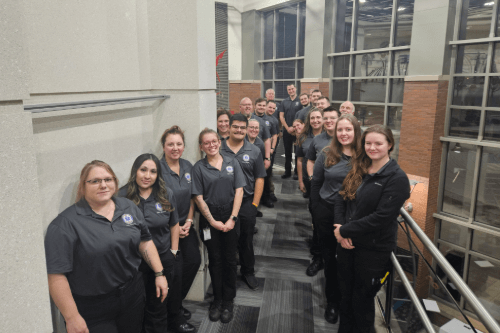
[[161, 125, 185, 147], [299, 92, 309, 98], [198, 127, 219, 145], [255, 97, 267, 105], [292, 118, 304, 146], [297, 108, 323, 146], [217, 108, 231, 121], [340, 124, 395, 201], [76, 160, 119, 202]]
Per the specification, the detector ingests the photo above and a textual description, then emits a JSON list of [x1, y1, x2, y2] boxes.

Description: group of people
[[44, 83, 410, 333]]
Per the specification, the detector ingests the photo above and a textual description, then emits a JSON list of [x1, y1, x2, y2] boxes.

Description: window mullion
[[351, 0, 359, 52], [389, 0, 398, 47]]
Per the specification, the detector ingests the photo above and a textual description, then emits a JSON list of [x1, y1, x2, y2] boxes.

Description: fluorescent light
[[398, 7, 405, 11], [485, 1, 494, 6]]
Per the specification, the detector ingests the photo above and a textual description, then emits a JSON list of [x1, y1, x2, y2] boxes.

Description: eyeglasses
[[202, 140, 219, 147], [86, 178, 115, 185], [248, 126, 259, 130], [231, 125, 247, 130]]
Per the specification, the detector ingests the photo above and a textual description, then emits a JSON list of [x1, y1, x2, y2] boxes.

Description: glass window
[[263, 81, 273, 96], [351, 79, 387, 103], [395, 0, 414, 47], [275, 81, 296, 99], [456, 43, 488, 74], [355, 104, 385, 127], [298, 2, 306, 57], [435, 243, 465, 303], [472, 229, 500, 260], [335, 0, 353, 53], [263, 11, 274, 60], [354, 52, 389, 77], [275, 61, 296, 80], [387, 106, 403, 130], [493, 42, 500, 73], [488, 76, 500, 107], [390, 79, 405, 103], [475, 147, 500, 227], [458, 0, 494, 40], [276, 6, 297, 59], [332, 80, 349, 101], [442, 143, 477, 219], [263, 63, 273, 80], [452, 76, 485, 107], [440, 220, 468, 248], [392, 50, 410, 76], [392, 128, 401, 161], [356, 0, 393, 51], [298, 60, 304, 79], [484, 111, 500, 141], [333, 55, 350, 78], [449, 108, 481, 138]]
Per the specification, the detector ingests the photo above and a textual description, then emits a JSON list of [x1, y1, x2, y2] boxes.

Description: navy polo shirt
[[220, 139, 267, 199], [191, 155, 246, 207], [312, 152, 351, 204], [160, 156, 193, 224], [44, 197, 152, 296], [278, 96, 303, 127], [294, 105, 312, 122], [117, 186, 178, 255], [255, 113, 278, 136], [296, 130, 315, 179], [250, 114, 271, 141], [305, 131, 333, 161]]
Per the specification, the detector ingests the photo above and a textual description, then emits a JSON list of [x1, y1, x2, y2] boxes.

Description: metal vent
[[215, 2, 229, 110]]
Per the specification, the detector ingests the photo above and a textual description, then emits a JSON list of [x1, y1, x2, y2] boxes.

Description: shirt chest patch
[[155, 202, 164, 212], [122, 214, 134, 225], [242, 154, 250, 162], [226, 166, 234, 174], [265, 121, 270, 126], [184, 173, 191, 183], [295, 102, 299, 106]]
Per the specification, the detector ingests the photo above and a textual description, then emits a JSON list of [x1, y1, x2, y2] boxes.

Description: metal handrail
[[390, 252, 436, 333], [399, 208, 500, 333]]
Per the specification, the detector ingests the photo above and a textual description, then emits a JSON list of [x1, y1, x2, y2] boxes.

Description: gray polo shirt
[[305, 131, 333, 161], [249, 136, 266, 158], [296, 130, 315, 179], [278, 96, 303, 126], [160, 156, 193, 224], [192, 155, 246, 207], [45, 197, 152, 296], [312, 152, 352, 204], [294, 105, 312, 122], [255, 113, 278, 136], [250, 114, 271, 141], [117, 186, 178, 255], [266, 114, 280, 138], [220, 139, 267, 199]]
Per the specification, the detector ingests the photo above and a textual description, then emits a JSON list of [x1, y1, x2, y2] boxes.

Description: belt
[[73, 272, 140, 299]]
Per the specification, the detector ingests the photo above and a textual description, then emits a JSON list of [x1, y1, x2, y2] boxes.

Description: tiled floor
[[183, 169, 339, 333]]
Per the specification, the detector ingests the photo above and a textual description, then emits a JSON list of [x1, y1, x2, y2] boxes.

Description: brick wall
[[229, 81, 261, 113], [300, 80, 329, 99]]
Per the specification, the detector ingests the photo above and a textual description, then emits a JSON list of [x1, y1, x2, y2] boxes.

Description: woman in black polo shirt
[[192, 128, 245, 324], [45, 160, 168, 333], [159, 125, 201, 324], [334, 125, 410, 333]]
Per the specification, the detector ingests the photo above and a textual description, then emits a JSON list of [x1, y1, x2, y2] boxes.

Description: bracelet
[[186, 219, 194, 223], [252, 202, 258, 207]]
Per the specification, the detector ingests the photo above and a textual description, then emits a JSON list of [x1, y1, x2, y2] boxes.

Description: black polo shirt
[[278, 96, 302, 127], [296, 130, 315, 179], [191, 155, 246, 207], [313, 152, 351, 204], [255, 113, 278, 136], [294, 105, 312, 122], [160, 156, 193, 224], [44, 197, 152, 296], [305, 131, 333, 161], [220, 139, 267, 199], [266, 114, 280, 137], [117, 186, 179, 255]]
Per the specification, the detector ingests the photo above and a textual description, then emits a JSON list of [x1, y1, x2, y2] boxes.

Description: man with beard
[[294, 93, 312, 122]]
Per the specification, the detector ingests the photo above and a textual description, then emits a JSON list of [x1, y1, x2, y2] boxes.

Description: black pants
[[238, 197, 258, 275], [200, 203, 240, 301], [337, 246, 392, 333], [263, 164, 272, 201], [142, 251, 184, 333], [179, 225, 201, 300], [313, 199, 340, 306], [73, 273, 145, 333], [308, 193, 322, 258], [283, 131, 296, 175]]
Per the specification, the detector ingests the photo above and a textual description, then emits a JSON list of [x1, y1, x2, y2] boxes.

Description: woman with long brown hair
[[334, 124, 410, 333], [309, 114, 362, 324]]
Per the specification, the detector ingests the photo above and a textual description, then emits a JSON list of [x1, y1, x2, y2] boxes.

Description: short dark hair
[[255, 97, 267, 105], [230, 113, 248, 127], [311, 89, 321, 95], [217, 108, 232, 121], [266, 100, 276, 106], [317, 96, 330, 103], [299, 92, 309, 98], [287, 83, 295, 88], [322, 106, 340, 117]]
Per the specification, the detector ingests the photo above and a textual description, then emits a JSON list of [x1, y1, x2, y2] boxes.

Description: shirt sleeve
[[191, 163, 204, 197], [232, 159, 247, 190], [277, 100, 285, 114], [45, 218, 76, 274], [296, 144, 304, 158], [253, 151, 267, 179], [305, 139, 317, 161], [167, 188, 179, 227], [132, 205, 152, 241], [262, 124, 271, 140], [310, 153, 326, 205], [269, 120, 278, 135]]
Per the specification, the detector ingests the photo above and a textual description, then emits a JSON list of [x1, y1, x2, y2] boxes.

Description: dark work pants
[[269, 139, 279, 193], [263, 164, 272, 201], [313, 199, 340, 306], [179, 225, 201, 300], [73, 273, 145, 333], [308, 193, 322, 258], [337, 246, 392, 333], [283, 131, 296, 175], [200, 204, 240, 301], [238, 197, 258, 275]]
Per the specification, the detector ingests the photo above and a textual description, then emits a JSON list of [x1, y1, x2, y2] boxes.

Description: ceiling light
[[485, 1, 494, 6], [398, 7, 405, 11], [360, 0, 366, 3]]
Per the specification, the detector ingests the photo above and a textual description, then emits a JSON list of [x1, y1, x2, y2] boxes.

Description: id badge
[[203, 227, 211, 241]]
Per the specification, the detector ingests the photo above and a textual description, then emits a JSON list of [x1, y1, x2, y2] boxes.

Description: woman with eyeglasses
[[45, 160, 168, 333], [192, 128, 245, 323]]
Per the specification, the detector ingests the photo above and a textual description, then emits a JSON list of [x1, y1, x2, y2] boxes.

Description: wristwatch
[[155, 270, 165, 277], [309, 175, 313, 181], [231, 215, 238, 222], [171, 249, 179, 256], [264, 157, 271, 161]]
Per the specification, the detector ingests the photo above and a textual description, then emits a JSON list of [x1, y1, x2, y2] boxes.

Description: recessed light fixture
[[485, 1, 494, 6]]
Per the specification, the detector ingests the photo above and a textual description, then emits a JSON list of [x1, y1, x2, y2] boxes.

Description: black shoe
[[254, 227, 258, 234], [324, 303, 339, 324], [256, 210, 263, 217], [281, 173, 291, 179], [306, 258, 324, 277], [293, 174, 298, 180], [242, 274, 259, 290], [261, 199, 274, 208], [180, 306, 192, 320], [169, 322, 196, 333], [270, 193, 278, 202], [209, 300, 222, 322], [303, 192, 310, 199], [220, 301, 234, 323]]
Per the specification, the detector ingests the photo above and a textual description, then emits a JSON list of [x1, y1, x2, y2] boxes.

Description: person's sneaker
[[324, 303, 339, 324], [180, 305, 192, 320], [256, 210, 263, 217], [306, 258, 324, 276], [209, 300, 222, 322], [303, 192, 310, 199], [220, 301, 234, 323], [281, 173, 291, 179], [270, 193, 278, 202], [261, 198, 274, 208], [242, 274, 259, 290], [168, 322, 196, 333]]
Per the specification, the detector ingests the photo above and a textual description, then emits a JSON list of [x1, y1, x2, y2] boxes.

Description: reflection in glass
[[465, 255, 500, 323], [298, 2, 306, 57], [297, 60, 304, 79], [390, 79, 404, 103], [356, 0, 392, 51], [435, 243, 465, 303], [392, 50, 410, 76], [275, 61, 295, 80], [354, 52, 389, 77], [459, 0, 494, 40], [387, 106, 402, 130], [439, 220, 468, 248], [484, 111, 500, 141], [442, 143, 476, 219], [263, 63, 273, 80], [332, 80, 349, 101], [276, 5, 297, 59], [488, 76, 500, 107], [472, 229, 500, 260], [335, 0, 353, 53], [395, 0, 414, 46], [275, 81, 295, 99], [456, 43, 488, 74], [475, 147, 500, 228], [333, 55, 350, 78], [263, 11, 274, 60], [449, 109, 480, 138], [493, 43, 500, 73], [351, 79, 386, 103], [452, 77, 485, 106], [262, 81, 273, 98], [392, 128, 400, 161], [354, 104, 385, 127]]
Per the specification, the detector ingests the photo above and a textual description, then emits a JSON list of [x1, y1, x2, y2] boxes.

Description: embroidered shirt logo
[[226, 166, 234, 174], [122, 214, 134, 225], [265, 121, 270, 126], [184, 173, 191, 183], [243, 154, 250, 162], [155, 203, 163, 212], [295, 102, 299, 106]]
